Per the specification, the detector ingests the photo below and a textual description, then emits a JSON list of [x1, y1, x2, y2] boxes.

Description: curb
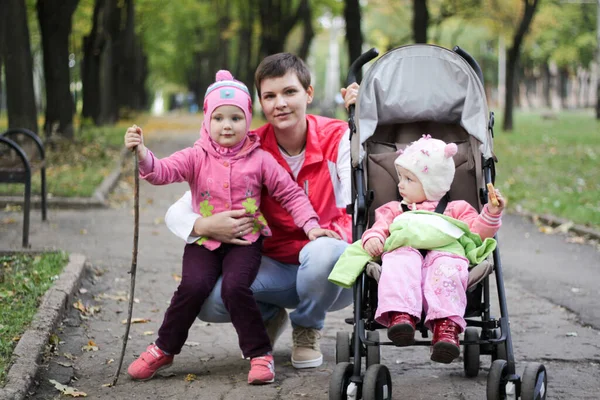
[[514, 210, 600, 242], [0, 148, 129, 210], [0, 253, 87, 400]]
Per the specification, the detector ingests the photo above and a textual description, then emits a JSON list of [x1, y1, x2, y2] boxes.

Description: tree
[[0, 0, 38, 133], [36, 0, 80, 139], [344, 0, 364, 80], [413, 0, 429, 43], [503, 0, 541, 131], [82, 0, 144, 125], [258, 0, 309, 58]]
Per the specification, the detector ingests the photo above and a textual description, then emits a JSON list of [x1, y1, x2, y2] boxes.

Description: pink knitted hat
[[394, 135, 458, 201], [203, 70, 252, 132]]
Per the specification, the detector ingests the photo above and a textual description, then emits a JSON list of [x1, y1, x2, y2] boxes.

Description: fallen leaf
[[199, 356, 213, 362], [73, 300, 87, 313], [539, 225, 554, 234], [82, 340, 98, 352], [1, 217, 16, 224], [49, 379, 87, 397], [184, 341, 200, 347], [80, 229, 88, 235], [79, 288, 88, 294], [185, 373, 197, 382], [566, 332, 578, 337], [106, 359, 114, 364], [12, 335, 21, 342], [121, 318, 151, 324], [143, 331, 154, 336], [63, 352, 77, 361], [172, 273, 182, 282], [102, 383, 113, 387]]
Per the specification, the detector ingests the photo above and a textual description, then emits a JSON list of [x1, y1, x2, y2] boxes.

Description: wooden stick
[[112, 149, 140, 386]]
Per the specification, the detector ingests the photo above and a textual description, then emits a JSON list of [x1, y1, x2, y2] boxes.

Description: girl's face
[[258, 71, 314, 133], [209, 105, 247, 147], [396, 166, 427, 204]]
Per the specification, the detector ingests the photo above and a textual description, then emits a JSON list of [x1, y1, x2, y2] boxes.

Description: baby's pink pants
[[374, 247, 469, 331]]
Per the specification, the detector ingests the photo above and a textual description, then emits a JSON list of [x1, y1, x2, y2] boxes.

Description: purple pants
[[156, 239, 271, 359], [375, 247, 469, 331]]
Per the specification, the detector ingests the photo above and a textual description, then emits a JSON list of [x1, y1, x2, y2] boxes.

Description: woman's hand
[[124, 125, 148, 160], [487, 188, 507, 215], [307, 228, 342, 241], [340, 82, 359, 110], [363, 237, 384, 258], [193, 209, 256, 245]]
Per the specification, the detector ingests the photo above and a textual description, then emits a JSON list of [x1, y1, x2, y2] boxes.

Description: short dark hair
[[254, 53, 311, 97]]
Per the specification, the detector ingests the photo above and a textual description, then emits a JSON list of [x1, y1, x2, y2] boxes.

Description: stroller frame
[[329, 46, 547, 400]]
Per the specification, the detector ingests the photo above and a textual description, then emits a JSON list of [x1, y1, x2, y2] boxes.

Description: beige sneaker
[[265, 307, 289, 348], [291, 326, 323, 368]]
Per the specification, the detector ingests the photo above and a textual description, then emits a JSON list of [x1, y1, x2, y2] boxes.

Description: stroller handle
[[453, 46, 484, 85], [346, 48, 379, 87]]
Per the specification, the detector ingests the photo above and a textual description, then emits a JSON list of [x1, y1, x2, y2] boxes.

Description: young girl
[[329, 135, 505, 364], [124, 70, 337, 384]]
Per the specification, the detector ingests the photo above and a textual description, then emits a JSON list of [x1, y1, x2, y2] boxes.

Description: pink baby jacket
[[139, 131, 320, 250], [362, 200, 502, 247]]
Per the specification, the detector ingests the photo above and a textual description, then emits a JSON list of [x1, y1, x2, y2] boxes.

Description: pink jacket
[[362, 200, 502, 247], [139, 131, 320, 250]]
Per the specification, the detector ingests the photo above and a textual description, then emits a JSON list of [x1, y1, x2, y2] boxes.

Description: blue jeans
[[197, 237, 353, 330]]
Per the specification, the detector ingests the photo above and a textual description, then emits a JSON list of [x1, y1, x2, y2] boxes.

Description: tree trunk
[[36, 0, 79, 140], [82, 0, 138, 125], [298, 0, 314, 61], [502, 0, 540, 131], [235, 1, 257, 98], [412, 0, 429, 44], [0, 0, 38, 133], [542, 62, 551, 108], [258, 0, 306, 59], [344, 0, 363, 82]]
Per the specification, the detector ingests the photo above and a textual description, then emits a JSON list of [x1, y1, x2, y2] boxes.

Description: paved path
[[1, 116, 599, 399]]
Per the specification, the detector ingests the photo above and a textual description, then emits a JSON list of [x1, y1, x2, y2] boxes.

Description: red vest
[[255, 115, 352, 264]]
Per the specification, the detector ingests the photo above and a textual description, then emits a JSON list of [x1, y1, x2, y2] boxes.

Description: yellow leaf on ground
[[73, 300, 86, 313], [143, 331, 154, 336], [82, 340, 98, 352], [49, 379, 87, 397], [172, 273, 182, 282], [185, 373, 197, 382]]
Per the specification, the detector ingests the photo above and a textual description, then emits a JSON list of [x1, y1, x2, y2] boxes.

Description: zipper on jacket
[[304, 180, 309, 196]]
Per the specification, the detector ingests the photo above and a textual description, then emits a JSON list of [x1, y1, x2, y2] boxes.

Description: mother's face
[[258, 72, 314, 132]]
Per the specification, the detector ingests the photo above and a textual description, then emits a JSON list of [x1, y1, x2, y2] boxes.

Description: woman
[[165, 53, 360, 369]]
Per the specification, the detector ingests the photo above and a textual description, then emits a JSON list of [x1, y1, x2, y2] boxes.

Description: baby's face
[[396, 166, 427, 204], [209, 105, 246, 147]]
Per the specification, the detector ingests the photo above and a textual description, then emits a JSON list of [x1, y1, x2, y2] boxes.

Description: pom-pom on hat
[[394, 135, 458, 201], [203, 70, 252, 132]]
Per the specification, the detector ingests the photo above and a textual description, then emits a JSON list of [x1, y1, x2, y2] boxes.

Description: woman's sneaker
[[248, 354, 275, 385], [430, 318, 461, 364], [387, 312, 417, 346], [127, 344, 174, 381]]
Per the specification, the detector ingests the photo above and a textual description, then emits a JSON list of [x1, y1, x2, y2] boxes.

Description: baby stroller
[[329, 45, 548, 400]]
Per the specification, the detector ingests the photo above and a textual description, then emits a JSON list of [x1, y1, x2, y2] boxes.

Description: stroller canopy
[[356, 44, 493, 161]]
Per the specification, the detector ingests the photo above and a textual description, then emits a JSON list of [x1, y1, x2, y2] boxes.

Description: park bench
[[0, 128, 47, 247]]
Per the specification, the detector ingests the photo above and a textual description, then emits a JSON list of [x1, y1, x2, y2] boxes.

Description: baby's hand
[[363, 238, 384, 258], [307, 228, 341, 241], [487, 184, 506, 215], [124, 125, 148, 160]]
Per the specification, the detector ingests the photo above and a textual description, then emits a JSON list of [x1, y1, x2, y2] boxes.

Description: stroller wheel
[[463, 327, 480, 378], [520, 362, 547, 400], [362, 364, 392, 400], [328, 362, 353, 400], [486, 359, 509, 400], [366, 331, 381, 367], [491, 328, 507, 361], [335, 331, 351, 364]]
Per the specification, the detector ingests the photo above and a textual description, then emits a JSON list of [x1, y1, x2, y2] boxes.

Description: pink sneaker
[[247, 354, 275, 385], [127, 344, 174, 381]]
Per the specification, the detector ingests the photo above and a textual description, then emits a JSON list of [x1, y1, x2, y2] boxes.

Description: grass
[[0, 251, 69, 386], [493, 110, 600, 229]]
